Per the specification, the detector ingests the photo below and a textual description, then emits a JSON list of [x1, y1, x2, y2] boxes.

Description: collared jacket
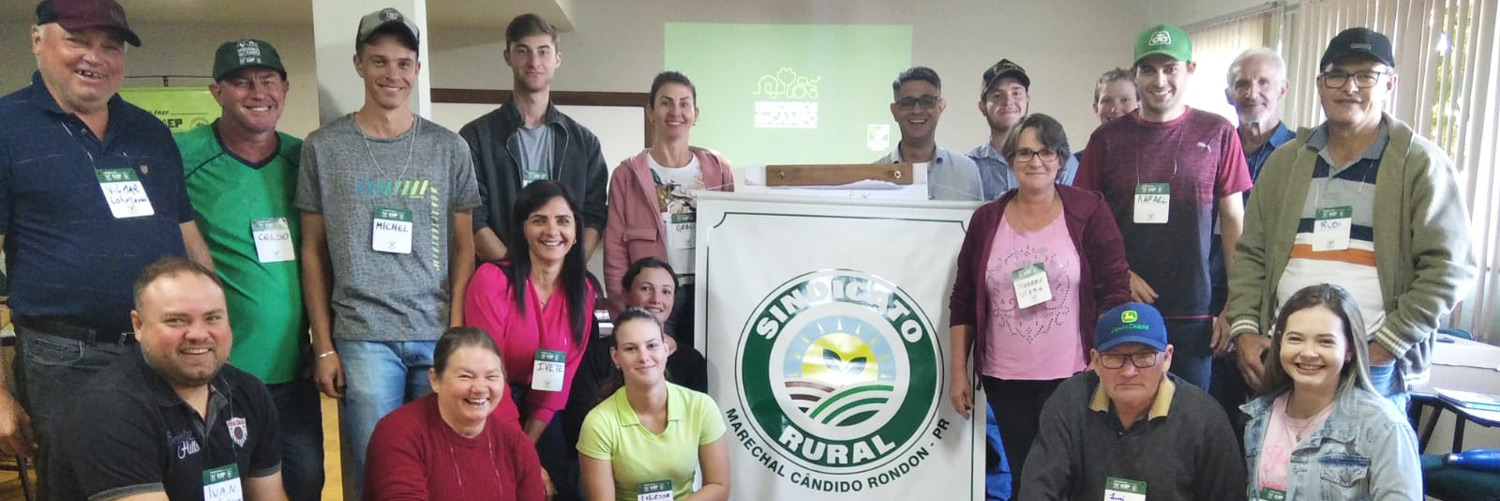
[[1241, 388, 1422, 500], [459, 100, 608, 248], [1226, 114, 1477, 388]]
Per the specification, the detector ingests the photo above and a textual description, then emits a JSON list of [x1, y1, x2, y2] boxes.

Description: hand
[[540, 468, 557, 500], [314, 354, 346, 399], [1235, 334, 1271, 391], [0, 392, 34, 457], [1127, 270, 1158, 303], [1368, 341, 1397, 365], [1211, 316, 1233, 356], [949, 374, 973, 420]]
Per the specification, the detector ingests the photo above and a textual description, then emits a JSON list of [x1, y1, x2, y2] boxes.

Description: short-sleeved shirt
[[178, 123, 308, 384], [0, 72, 193, 331], [49, 349, 281, 501], [873, 146, 984, 201], [295, 114, 482, 342], [983, 211, 1085, 380], [1074, 108, 1252, 317], [577, 383, 726, 501]]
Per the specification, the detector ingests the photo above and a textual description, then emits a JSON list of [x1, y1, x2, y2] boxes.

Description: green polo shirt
[[577, 383, 726, 501]]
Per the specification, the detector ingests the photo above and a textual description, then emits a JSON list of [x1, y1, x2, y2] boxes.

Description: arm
[[524, 298, 593, 428], [299, 212, 343, 398], [363, 416, 431, 501], [245, 472, 289, 501], [583, 228, 602, 263], [582, 137, 609, 260], [181, 220, 215, 271], [0, 236, 33, 456], [1213, 193, 1246, 354], [579, 456, 615, 501], [948, 325, 975, 420], [1227, 154, 1277, 388], [683, 437, 730, 501], [1369, 418, 1423, 500], [948, 204, 990, 420], [602, 167, 633, 314], [475, 227, 508, 262], [1084, 196, 1132, 311], [508, 425, 548, 501], [448, 211, 476, 327]]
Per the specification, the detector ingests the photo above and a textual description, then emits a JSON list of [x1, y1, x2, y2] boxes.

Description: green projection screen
[[665, 23, 912, 166]]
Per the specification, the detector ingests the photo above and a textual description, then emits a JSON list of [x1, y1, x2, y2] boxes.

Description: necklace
[[357, 113, 420, 183]]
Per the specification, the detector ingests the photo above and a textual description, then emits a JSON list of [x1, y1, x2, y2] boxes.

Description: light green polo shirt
[[577, 383, 726, 501]]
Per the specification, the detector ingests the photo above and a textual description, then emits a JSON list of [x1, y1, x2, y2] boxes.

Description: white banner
[[696, 192, 985, 500]]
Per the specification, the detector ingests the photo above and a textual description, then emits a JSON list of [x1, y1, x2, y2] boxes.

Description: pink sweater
[[464, 262, 595, 424], [363, 395, 546, 501], [603, 148, 734, 312]]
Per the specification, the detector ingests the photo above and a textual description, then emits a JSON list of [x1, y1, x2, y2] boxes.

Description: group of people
[[0, 0, 1479, 500]]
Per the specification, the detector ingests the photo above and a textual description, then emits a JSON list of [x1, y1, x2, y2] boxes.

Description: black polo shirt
[[49, 347, 281, 501]]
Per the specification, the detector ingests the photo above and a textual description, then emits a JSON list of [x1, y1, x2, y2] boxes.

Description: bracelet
[[316, 350, 338, 360]]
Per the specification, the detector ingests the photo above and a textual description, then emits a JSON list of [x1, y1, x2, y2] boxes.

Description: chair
[[1417, 327, 1484, 450]]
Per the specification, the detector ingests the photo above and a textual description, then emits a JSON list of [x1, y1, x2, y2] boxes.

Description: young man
[[1226, 28, 1476, 411], [1074, 67, 1141, 163], [460, 13, 608, 262], [875, 66, 983, 201], [49, 258, 287, 501], [1074, 24, 1253, 391], [296, 8, 480, 498], [1022, 302, 1246, 500], [967, 59, 1081, 199], [176, 39, 322, 500]]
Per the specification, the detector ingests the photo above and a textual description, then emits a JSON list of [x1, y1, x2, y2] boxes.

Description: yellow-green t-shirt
[[577, 383, 726, 501]]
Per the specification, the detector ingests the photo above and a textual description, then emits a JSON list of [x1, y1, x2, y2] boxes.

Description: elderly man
[[48, 257, 286, 501], [1021, 302, 1245, 501], [875, 66, 983, 201], [176, 39, 322, 500], [968, 59, 1081, 199], [0, 0, 212, 487], [1227, 28, 1476, 412]]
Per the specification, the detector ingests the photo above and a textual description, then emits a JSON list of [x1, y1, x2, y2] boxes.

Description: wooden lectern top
[[763, 163, 914, 187]]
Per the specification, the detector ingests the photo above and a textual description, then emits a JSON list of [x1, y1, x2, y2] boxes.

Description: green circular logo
[[735, 269, 940, 474]]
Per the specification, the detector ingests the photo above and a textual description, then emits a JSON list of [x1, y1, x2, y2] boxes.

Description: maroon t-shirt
[[1075, 108, 1251, 318]]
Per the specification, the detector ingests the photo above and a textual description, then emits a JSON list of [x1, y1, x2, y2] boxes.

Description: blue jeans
[[1368, 361, 1410, 414], [268, 378, 325, 501], [1165, 318, 1214, 390], [15, 328, 130, 500], [335, 340, 436, 500]]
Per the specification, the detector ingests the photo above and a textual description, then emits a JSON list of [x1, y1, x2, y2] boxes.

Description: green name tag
[[1312, 205, 1354, 252], [1012, 263, 1051, 309], [1133, 183, 1170, 224], [532, 349, 567, 392], [523, 168, 549, 186], [96, 168, 155, 218], [1259, 487, 1287, 501], [1315, 206, 1353, 220], [1104, 476, 1146, 501], [637, 480, 673, 501], [202, 464, 243, 501], [372, 207, 414, 254]]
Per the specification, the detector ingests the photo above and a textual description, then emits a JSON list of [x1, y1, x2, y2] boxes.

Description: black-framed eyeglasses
[[1098, 351, 1162, 369], [896, 95, 941, 110], [1319, 70, 1389, 89], [1011, 148, 1059, 163]]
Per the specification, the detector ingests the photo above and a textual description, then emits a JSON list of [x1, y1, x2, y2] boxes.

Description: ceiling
[[2, 0, 576, 30]]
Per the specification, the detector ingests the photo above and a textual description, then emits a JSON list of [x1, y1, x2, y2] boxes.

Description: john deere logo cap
[[1121, 310, 1138, 323]]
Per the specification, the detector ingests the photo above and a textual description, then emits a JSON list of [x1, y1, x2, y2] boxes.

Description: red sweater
[[364, 395, 546, 501], [949, 185, 1133, 369]]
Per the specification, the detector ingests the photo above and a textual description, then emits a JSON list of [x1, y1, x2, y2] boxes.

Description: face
[[32, 24, 126, 115], [1318, 58, 1395, 131], [524, 196, 576, 264], [979, 78, 1029, 133], [1278, 306, 1350, 393], [429, 346, 506, 428], [1226, 56, 1287, 127], [353, 35, 420, 112], [1135, 55, 1195, 118], [889, 80, 945, 140], [504, 33, 560, 93], [611, 318, 667, 387], [650, 82, 697, 142], [1008, 127, 1061, 189], [132, 273, 232, 389], [1092, 343, 1173, 410], [211, 67, 288, 135], [1093, 79, 1139, 123], [625, 267, 676, 325]]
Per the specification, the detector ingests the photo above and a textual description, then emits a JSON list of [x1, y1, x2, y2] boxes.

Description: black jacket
[[459, 100, 608, 247]]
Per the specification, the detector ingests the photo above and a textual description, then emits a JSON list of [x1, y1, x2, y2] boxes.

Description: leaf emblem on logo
[[823, 349, 868, 376]]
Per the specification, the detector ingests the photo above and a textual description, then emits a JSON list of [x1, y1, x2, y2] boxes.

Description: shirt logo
[[227, 417, 249, 447], [171, 430, 201, 459], [1196, 141, 1211, 152], [1149, 31, 1172, 46]]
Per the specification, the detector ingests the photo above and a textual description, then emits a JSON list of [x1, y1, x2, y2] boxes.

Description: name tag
[[1012, 263, 1052, 309], [371, 208, 413, 254], [522, 168, 549, 187], [666, 212, 696, 250], [1133, 183, 1169, 224], [1104, 476, 1146, 501], [251, 217, 295, 263], [1312, 206, 1353, 252], [531, 349, 566, 392], [96, 168, 155, 218], [1258, 487, 1287, 501], [202, 464, 244, 501], [637, 480, 674, 501]]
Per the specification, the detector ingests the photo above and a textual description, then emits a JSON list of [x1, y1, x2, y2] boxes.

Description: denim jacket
[[1241, 388, 1422, 500]]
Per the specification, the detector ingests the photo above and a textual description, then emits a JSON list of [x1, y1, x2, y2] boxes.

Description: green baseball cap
[[213, 39, 286, 81], [1134, 24, 1192, 64]]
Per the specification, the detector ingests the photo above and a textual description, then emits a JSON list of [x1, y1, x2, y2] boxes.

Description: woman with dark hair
[[578, 308, 729, 501], [364, 327, 545, 500], [603, 71, 734, 351], [465, 179, 596, 499], [618, 256, 707, 392], [948, 113, 1131, 488], [1241, 284, 1420, 500]]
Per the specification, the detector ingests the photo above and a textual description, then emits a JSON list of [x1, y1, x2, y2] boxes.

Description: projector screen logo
[[737, 269, 940, 474], [754, 67, 821, 129]]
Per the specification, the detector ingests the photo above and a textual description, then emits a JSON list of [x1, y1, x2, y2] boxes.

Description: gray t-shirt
[[296, 114, 482, 342], [515, 124, 553, 185]]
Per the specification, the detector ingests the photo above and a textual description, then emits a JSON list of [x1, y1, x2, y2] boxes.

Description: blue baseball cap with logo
[[1095, 302, 1168, 352]]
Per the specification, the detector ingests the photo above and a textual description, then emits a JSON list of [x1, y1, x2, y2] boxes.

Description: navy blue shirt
[[1210, 121, 1295, 310], [0, 72, 193, 331]]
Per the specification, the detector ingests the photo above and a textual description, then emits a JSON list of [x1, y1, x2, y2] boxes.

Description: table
[[1410, 333, 1500, 453]]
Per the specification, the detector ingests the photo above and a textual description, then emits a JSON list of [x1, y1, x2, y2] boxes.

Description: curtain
[[1186, 14, 1271, 123]]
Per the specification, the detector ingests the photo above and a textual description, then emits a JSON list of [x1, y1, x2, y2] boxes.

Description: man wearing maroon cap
[[0, 0, 212, 494]]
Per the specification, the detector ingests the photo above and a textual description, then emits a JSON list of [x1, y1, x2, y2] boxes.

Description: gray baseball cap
[[356, 7, 420, 51]]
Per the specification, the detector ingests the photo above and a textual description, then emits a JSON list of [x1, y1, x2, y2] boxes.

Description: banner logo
[[753, 67, 821, 129]]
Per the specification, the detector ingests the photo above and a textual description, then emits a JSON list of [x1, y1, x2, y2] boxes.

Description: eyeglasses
[[1319, 70, 1389, 89], [1098, 351, 1162, 369], [896, 95, 941, 110], [1011, 148, 1059, 163]]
